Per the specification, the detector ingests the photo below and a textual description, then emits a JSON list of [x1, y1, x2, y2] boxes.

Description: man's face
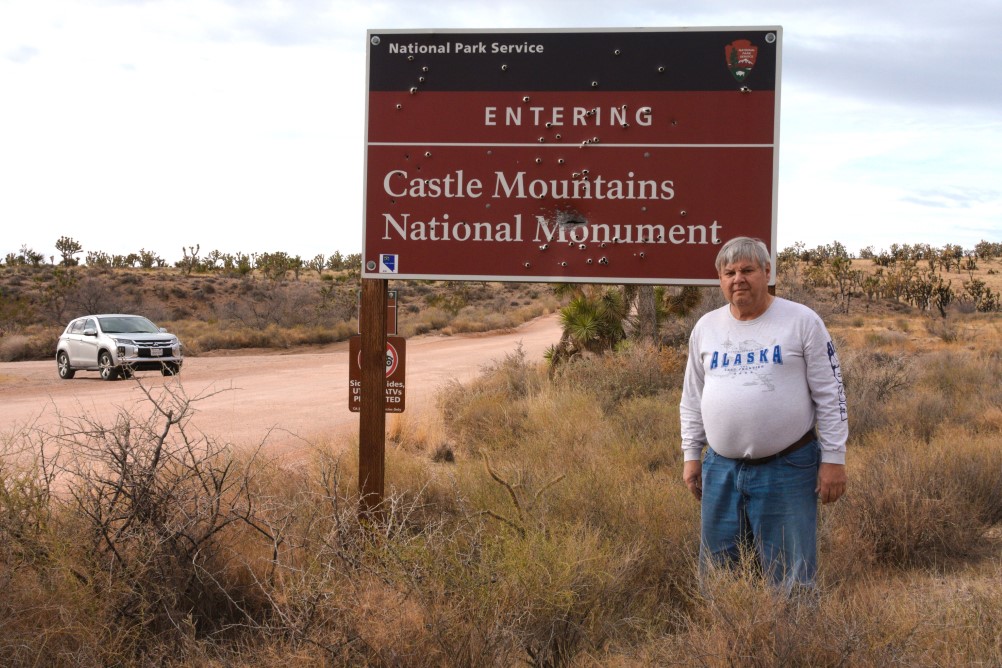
[[718, 258, 771, 317]]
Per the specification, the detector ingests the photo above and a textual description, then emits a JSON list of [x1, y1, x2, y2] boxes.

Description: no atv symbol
[[383, 341, 399, 376], [355, 341, 399, 377]]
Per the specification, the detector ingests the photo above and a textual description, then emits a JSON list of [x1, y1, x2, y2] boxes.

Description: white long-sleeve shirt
[[679, 297, 848, 464]]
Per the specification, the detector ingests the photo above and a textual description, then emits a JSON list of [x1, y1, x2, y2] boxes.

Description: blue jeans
[[699, 441, 820, 592]]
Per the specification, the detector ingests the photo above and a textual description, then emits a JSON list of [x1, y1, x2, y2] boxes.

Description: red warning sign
[[348, 335, 406, 413]]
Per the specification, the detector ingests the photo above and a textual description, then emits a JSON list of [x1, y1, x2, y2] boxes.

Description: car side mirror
[[159, 327, 168, 333], [84, 328, 97, 337]]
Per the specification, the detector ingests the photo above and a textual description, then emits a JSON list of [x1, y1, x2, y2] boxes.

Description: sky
[[1, 0, 1000, 266]]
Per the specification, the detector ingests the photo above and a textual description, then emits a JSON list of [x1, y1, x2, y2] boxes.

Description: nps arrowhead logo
[[725, 39, 759, 82]]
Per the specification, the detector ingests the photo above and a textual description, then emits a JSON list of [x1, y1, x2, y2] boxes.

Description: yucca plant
[[547, 285, 628, 366]]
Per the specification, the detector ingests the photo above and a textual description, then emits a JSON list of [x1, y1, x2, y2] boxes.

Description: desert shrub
[[446, 301, 552, 335], [925, 315, 959, 342], [68, 274, 139, 316], [650, 563, 1002, 667], [863, 328, 909, 348], [660, 561, 855, 666], [438, 378, 526, 451], [877, 348, 1002, 441], [181, 323, 281, 352], [132, 300, 172, 323], [519, 418, 697, 607], [0, 289, 35, 334], [441, 367, 699, 608], [838, 346, 913, 439], [0, 383, 279, 665], [400, 305, 451, 337], [488, 522, 650, 665], [0, 433, 70, 664], [386, 411, 441, 455], [437, 345, 544, 454], [611, 393, 682, 457], [550, 341, 686, 413], [830, 434, 996, 569], [216, 282, 336, 329], [895, 389, 954, 443], [288, 464, 666, 665], [281, 322, 356, 346], [405, 281, 434, 297], [433, 458, 698, 663], [0, 333, 53, 362], [175, 320, 357, 354], [447, 310, 515, 334], [553, 342, 685, 410], [921, 349, 999, 402], [840, 336, 1002, 442]]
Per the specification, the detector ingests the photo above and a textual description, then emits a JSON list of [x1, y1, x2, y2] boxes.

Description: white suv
[[56, 314, 183, 380]]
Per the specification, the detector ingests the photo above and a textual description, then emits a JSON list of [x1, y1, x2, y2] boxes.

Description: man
[[680, 237, 848, 591]]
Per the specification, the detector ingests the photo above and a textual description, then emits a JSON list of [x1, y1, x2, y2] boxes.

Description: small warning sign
[[348, 335, 406, 413]]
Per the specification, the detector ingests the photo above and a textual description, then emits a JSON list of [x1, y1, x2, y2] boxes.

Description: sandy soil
[[0, 314, 562, 459]]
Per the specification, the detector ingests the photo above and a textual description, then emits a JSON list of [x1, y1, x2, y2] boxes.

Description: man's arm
[[817, 462, 847, 504], [680, 321, 708, 501], [683, 459, 702, 501], [804, 317, 848, 466]]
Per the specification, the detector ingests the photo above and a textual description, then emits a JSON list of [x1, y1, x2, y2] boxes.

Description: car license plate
[[151, 348, 163, 357]]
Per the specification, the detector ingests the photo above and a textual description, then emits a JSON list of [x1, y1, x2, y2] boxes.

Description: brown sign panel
[[363, 28, 781, 285], [349, 335, 406, 413], [357, 289, 399, 335]]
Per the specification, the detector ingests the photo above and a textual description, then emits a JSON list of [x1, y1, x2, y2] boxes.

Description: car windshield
[[98, 316, 160, 334]]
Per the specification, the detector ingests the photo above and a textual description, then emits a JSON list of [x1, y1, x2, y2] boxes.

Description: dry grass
[[2, 270, 1002, 665]]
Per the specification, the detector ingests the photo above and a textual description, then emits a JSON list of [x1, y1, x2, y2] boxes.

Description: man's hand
[[683, 460, 703, 501], [817, 463, 847, 504]]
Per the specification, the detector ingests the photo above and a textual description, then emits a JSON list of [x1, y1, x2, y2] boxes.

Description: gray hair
[[715, 237, 771, 273]]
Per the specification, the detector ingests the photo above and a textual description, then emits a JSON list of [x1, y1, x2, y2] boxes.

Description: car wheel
[[161, 362, 180, 376], [99, 351, 119, 381], [57, 352, 75, 379]]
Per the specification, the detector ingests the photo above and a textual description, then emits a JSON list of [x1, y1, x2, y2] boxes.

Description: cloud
[[5, 45, 39, 63], [901, 187, 1001, 210], [775, 1, 1002, 111]]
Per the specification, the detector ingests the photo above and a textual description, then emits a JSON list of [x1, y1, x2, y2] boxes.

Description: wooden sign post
[[358, 278, 388, 514]]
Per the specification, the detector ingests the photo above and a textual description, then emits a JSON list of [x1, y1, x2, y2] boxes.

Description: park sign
[[363, 27, 781, 285]]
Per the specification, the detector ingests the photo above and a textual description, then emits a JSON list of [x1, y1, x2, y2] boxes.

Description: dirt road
[[0, 315, 562, 457]]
